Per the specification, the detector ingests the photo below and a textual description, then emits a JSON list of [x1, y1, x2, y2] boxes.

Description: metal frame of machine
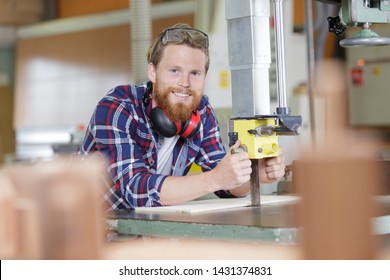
[[225, 0, 302, 205]]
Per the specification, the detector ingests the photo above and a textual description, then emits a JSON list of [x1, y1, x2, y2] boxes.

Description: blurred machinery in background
[[323, 0, 390, 127], [346, 24, 390, 127], [300, 0, 390, 259], [325, 0, 390, 47]]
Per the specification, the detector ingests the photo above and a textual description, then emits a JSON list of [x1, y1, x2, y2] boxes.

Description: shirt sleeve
[[90, 95, 167, 208]]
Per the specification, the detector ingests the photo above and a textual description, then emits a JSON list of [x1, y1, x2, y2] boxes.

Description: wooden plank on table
[[134, 195, 300, 214]]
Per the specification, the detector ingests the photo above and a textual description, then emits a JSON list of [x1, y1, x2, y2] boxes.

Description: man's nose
[[179, 74, 190, 87]]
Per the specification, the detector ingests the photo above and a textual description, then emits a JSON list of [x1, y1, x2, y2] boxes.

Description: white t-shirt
[[157, 135, 180, 175]]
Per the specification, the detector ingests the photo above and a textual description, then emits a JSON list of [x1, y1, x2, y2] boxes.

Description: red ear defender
[[150, 107, 178, 138], [150, 108, 201, 138], [179, 111, 201, 138]]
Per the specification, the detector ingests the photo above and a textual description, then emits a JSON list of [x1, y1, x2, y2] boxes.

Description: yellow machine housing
[[231, 118, 279, 159]]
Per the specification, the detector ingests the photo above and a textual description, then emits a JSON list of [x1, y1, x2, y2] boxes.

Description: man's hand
[[206, 142, 286, 195], [259, 148, 286, 184], [206, 141, 252, 192]]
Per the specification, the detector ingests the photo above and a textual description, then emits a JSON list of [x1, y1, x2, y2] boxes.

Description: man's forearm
[[159, 172, 216, 206], [160, 172, 251, 206], [228, 182, 250, 197]]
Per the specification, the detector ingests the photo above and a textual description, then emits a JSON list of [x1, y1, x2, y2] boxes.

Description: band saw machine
[[225, 0, 301, 206]]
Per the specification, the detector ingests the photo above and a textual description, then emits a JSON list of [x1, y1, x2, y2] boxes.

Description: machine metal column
[[225, 0, 272, 118], [225, 0, 272, 206]]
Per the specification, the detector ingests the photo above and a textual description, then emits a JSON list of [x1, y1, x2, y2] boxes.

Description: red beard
[[153, 82, 202, 123]]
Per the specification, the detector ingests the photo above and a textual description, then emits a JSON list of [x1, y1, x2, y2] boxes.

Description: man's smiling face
[[148, 44, 207, 122]]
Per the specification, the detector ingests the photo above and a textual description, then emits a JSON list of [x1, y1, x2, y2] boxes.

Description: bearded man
[[79, 23, 286, 210]]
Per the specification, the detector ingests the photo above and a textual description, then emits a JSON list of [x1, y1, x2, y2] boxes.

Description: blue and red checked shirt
[[79, 83, 234, 210]]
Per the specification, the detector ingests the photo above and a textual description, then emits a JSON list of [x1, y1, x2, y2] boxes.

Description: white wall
[[203, 0, 232, 108]]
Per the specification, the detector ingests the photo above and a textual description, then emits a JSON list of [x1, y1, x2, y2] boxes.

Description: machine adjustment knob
[[327, 16, 346, 39]]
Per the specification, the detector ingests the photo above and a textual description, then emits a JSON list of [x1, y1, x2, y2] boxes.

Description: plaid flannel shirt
[[79, 83, 234, 210]]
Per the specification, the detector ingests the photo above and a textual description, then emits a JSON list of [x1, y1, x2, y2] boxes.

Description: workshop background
[[1, 0, 389, 167], [1, 0, 390, 260]]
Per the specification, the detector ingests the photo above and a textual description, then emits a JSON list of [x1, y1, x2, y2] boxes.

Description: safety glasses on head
[[161, 27, 209, 48]]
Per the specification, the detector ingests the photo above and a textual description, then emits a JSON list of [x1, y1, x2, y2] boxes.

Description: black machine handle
[[327, 16, 346, 39]]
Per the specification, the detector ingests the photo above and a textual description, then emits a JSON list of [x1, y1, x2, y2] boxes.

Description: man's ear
[[147, 63, 156, 83]]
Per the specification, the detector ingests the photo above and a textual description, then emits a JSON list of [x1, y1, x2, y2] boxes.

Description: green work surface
[[106, 201, 301, 243]]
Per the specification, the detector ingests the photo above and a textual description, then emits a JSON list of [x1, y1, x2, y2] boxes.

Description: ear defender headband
[[144, 81, 201, 138]]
